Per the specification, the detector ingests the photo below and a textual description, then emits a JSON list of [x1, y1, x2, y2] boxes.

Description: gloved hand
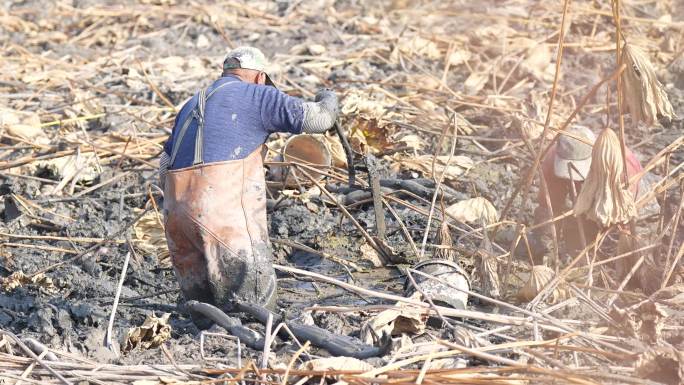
[[314, 88, 339, 117], [315, 88, 337, 103], [301, 89, 339, 134]]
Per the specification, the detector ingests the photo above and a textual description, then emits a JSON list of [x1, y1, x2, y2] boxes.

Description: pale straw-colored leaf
[[463, 71, 489, 95], [391, 154, 474, 181], [360, 305, 426, 344], [517, 265, 566, 303], [445, 197, 498, 225], [122, 313, 172, 353], [0, 107, 48, 144], [574, 128, 636, 227], [621, 43, 675, 127], [133, 209, 170, 268]]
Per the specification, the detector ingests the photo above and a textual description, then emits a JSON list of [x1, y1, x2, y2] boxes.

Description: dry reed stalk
[[419, 115, 458, 259], [538, 147, 560, 271], [281, 341, 310, 385], [275, 264, 554, 328], [504, 0, 571, 218], [407, 268, 632, 357], [290, 263, 633, 360], [434, 209, 455, 261], [0, 331, 71, 385], [0, 232, 122, 244]]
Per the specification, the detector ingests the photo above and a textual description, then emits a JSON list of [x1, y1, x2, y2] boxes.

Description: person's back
[[165, 74, 305, 169], [160, 47, 338, 318]]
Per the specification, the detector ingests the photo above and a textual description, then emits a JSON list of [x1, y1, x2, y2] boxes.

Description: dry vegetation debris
[[0, 0, 683, 384]]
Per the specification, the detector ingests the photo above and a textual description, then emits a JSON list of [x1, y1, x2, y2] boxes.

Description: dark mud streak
[[184, 301, 265, 350], [235, 301, 391, 359]]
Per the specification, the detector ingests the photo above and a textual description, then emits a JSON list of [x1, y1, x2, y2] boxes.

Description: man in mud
[[159, 47, 339, 315], [528, 126, 643, 263]]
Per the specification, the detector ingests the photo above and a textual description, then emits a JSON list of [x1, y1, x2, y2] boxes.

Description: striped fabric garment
[[158, 151, 170, 189]]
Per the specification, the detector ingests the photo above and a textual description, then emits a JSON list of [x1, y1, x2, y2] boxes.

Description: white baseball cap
[[223, 46, 276, 87], [554, 126, 596, 181]]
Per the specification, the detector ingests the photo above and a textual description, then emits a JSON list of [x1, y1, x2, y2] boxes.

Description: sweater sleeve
[[258, 86, 339, 135], [259, 86, 305, 134], [301, 90, 339, 133]]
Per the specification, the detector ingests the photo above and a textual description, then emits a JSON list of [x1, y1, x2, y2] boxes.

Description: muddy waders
[[163, 83, 277, 314]]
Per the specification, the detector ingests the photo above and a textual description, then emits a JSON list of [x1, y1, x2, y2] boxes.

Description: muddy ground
[[0, 0, 683, 382]]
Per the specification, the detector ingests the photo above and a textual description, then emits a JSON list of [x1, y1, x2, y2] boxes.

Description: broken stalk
[[333, 119, 355, 187]]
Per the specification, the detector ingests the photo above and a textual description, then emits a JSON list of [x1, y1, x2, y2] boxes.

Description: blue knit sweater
[[163, 75, 304, 169]]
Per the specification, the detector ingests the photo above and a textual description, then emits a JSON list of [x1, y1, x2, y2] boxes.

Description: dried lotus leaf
[[360, 305, 426, 344], [123, 313, 172, 353], [133, 209, 170, 268], [521, 44, 553, 82], [574, 128, 636, 227], [464, 71, 489, 95], [445, 197, 498, 225], [621, 44, 675, 126], [360, 242, 384, 267], [38, 154, 100, 187], [392, 133, 426, 152], [0, 271, 56, 293], [0, 108, 48, 144], [448, 49, 471, 66], [307, 44, 326, 55], [340, 90, 390, 120], [318, 134, 347, 168], [394, 36, 441, 60], [391, 154, 473, 181], [517, 265, 565, 303]]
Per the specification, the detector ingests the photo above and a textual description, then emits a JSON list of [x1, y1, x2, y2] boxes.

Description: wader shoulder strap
[[169, 80, 238, 167], [193, 87, 207, 165]]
